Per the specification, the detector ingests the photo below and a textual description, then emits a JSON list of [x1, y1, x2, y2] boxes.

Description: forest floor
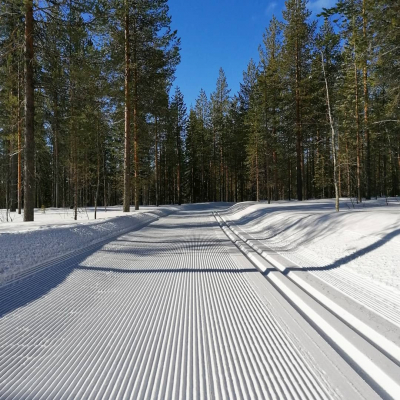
[[0, 200, 399, 399]]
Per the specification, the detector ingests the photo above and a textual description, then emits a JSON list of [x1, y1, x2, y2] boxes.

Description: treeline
[[0, 0, 399, 221], [186, 0, 400, 204], [0, 0, 181, 220]]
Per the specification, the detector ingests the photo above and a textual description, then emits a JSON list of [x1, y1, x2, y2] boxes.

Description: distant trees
[[183, 0, 399, 204], [170, 87, 187, 205], [186, 89, 211, 203], [0, 0, 399, 218]]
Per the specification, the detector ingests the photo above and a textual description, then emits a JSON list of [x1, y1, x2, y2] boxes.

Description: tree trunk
[[338, 129, 341, 197], [288, 157, 292, 201], [95, 120, 100, 220], [226, 164, 229, 203], [321, 51, 339, 212], [123, 6, 131, 212], [213, 129, 216, 202], [155, 116, 159, 206], [73, 121, 78, 221], [54, 102, 59, 208], [295, 36, 303, 201], [103, 150, 107, 211], [256, 140, 259, 202], [398, 137, 400, 194], [176, 125, 181, 205], [24, 0, 35, 221], [10, 131, 17, 212], [17, 67, 22, 214], [346, 139, 351, 197], [363, 0, 371, 199], [354, 57, 362, 203], [133, 16, 139, 211]]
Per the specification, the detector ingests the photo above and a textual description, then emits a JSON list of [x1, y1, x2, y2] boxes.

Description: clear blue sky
[[168, 0, 335, 109]]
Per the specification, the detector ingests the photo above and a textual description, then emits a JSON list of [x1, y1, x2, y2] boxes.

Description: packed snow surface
[[0, 203, 380, 399], [219, 198, 400, 328], [0, 206, 177, 285]]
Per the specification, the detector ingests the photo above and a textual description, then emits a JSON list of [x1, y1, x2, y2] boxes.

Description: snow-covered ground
[[219, 199, 400, 327], [1, 200, 400, 399], [0, 204, 380, 399], [0, 206, 178, 286]]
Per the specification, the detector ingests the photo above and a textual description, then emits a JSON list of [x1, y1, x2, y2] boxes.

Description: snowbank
[[220, 198, 400, 297], [0, 206, 177, 286]]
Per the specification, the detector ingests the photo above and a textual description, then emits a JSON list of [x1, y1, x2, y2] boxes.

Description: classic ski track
[[222, 211, 400, 327], [215, 211, 400, 397], [0, 209, 375, 399], [0, 209, 175, 290]]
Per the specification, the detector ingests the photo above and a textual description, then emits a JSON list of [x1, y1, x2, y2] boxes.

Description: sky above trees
[[169, 0, 336, 108]]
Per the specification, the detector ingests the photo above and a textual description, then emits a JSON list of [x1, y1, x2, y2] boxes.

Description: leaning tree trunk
[[24, 0, 35, 222], [321, 51, 339, 212]]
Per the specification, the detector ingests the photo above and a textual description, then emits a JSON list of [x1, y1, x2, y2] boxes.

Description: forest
[[0, 0, 399, 221]]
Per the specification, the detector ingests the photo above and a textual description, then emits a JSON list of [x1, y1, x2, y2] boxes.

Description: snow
[[0, 206, 178, 286], [215, 210, 400, 397], [1, 200, 399, 398], [0, 204, 378, 399], [220, 198, 400, 309]]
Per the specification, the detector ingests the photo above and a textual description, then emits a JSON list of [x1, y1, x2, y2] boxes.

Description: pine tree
[[241, 60, 263, 201], [282, 0, 315, 201], [170, 87, 187, 205], [210, 68, 230, 201], [259, 16, 284, 201], [22, 0, 35, 221]]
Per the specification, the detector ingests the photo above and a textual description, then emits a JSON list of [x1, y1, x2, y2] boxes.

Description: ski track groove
[[235, 217, 400, 328], [0, 211, 361, 399]]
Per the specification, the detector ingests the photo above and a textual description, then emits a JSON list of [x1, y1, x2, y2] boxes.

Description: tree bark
[[295, 35, 303, 201], [54, 100, 59, 208], [95, 120, 100, 219], [256, 139, 259, 202], [10, 142, 17, 212], [123, 6, 131, 212], [155, 116, 159, 206], [103, 149, 107, 211], [346, 139, 351, 197], [24, 0, 35, 221], [398, 137, 400, 194], [133, 14, 139, 210], [73, 116, 78, 221], [321, 51, 339, 212], [17, 66, 22, 214], [354, 56, 362, 203], [363, 0, 371, 199], [176, 122, 181, 205]]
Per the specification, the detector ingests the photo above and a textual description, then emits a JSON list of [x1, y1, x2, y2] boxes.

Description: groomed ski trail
[[0, 206, 378, 399]]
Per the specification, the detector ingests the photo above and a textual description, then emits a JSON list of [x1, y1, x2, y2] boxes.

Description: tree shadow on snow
[[0, 214, 244, 318], [281, 227, 400, 274]]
